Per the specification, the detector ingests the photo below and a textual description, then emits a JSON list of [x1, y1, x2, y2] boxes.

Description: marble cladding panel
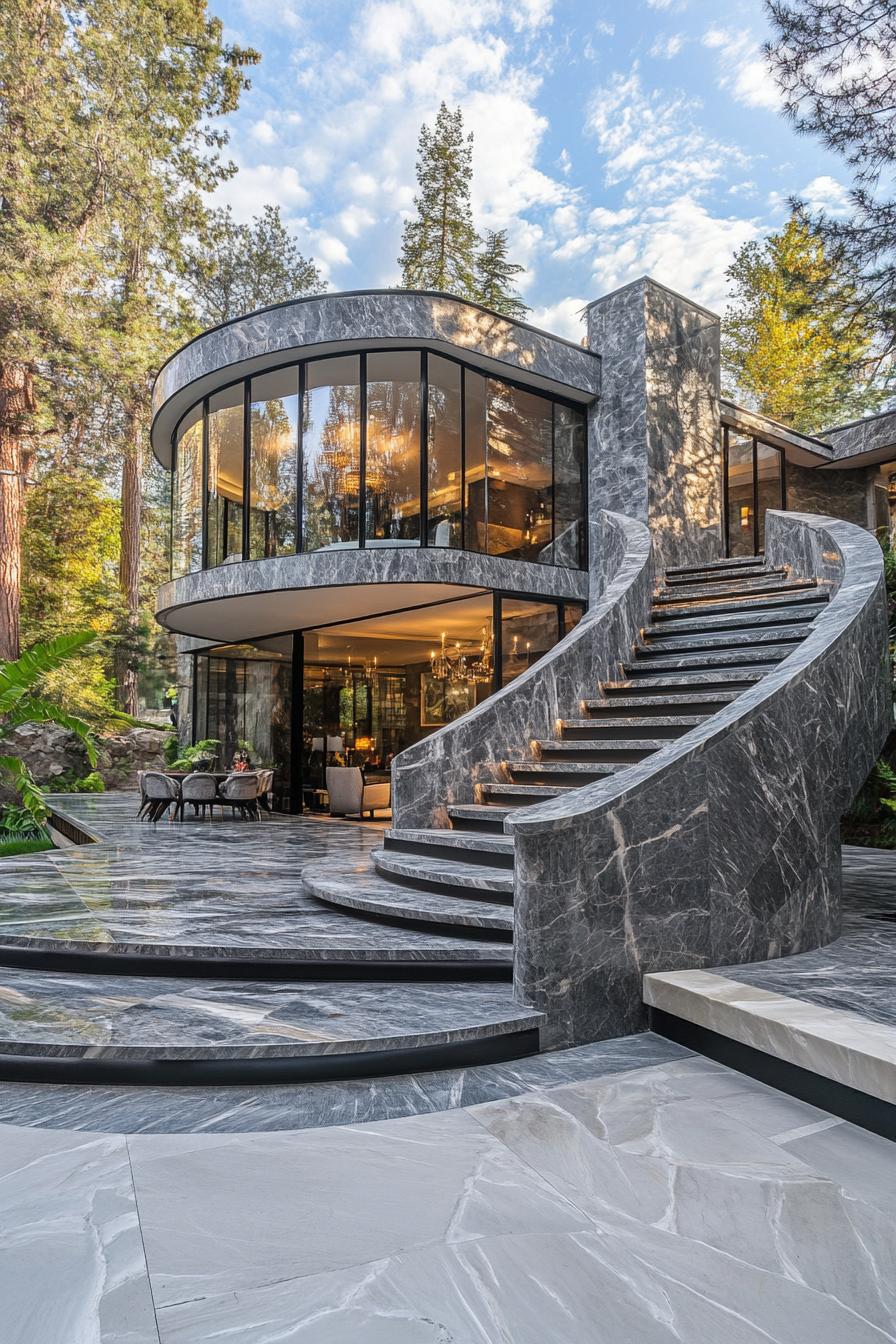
[[825, 406, 896, 462], [156, 543, 588, 628], [787, 461, 870, 529], [391, 511, 654, 829], [152, 290, 599, 428], [510, 512, 890, 1048], [586, 278, 723, 571]]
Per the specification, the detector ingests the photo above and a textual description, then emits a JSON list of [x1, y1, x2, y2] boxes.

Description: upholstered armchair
[[326, 767, 391, 818]]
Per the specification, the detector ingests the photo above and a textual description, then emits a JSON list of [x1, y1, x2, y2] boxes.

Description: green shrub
[[0, 837, 54, 857], [53, 769, 105, 793]]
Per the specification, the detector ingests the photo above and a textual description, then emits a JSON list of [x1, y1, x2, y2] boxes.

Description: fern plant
[[0, 632, 98, 829]]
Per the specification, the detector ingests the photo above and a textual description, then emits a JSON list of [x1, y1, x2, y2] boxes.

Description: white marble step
[[623, 648, 789, 674], [639, 625, 810, 654], [664, 555, 766, 578], [385, 828, 515, 860], [663, 565, 785, 588], [477, 782, 573, 803], [652, 589, 828, 622], [653, 577, 818, 606], [604, 672, 764, 694], [446, 804, 513, 831], [582, 692, 742, 713], [645, 604, 823, 637]]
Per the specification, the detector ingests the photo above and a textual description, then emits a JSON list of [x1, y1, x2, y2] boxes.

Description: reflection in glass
[[427, 355, 462, 546], [302, 355, 361, 551], [755, 439, 783, 552], [726, 433, 754, 558], [563, 602, 585, 637], [172, 405, 203, 577], [500, 598, 558, 686], [249, 368, 298, 558], [486, 382, 553, 562], [197, 640, 293, 811], [464, 370, 487, 552], [207, 385, 245, 566], [366, 352, 421, 542], [553, 404, 586, 569]]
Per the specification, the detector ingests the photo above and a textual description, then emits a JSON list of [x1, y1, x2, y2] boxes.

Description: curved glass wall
[[170, 348, 587, 578]]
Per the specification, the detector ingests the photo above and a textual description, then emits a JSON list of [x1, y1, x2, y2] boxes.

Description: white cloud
[[702, 27, 781, 112], [315, 233, 352, 271], [649, 33, 684, 59], [510, 0, 553, 31], [337, 204, 377, 238], [586, 66, 747, 201], [587, 196, 760, 313], [250, 120, 277, 145], [215, 162, 310, 222], [801, 175, 852, 217], [558, 148, 572, 176], [528, 297, 587, 341]]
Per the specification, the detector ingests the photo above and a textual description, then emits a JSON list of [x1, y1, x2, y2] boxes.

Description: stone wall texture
[[786, 462, 869, 530], [509, 511, 891, 1048], [0, 724, 169, 793], [586, 278, 723, 570]]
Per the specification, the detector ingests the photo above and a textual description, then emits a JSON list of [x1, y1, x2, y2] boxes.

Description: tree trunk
[[116, 408, 143, 715], [0, 362, 35, 662]]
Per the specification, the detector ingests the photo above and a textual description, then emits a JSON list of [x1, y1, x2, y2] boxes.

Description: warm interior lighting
[[740, 505, 752, 529]]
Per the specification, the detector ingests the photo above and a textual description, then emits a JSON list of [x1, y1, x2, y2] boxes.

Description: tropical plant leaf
[[0, 755, 49, 826], [3, 698, 98, 766], [0, 632, 96, 711]]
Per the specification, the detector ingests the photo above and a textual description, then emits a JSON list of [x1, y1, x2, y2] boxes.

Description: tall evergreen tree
[[474, 230, 530, 320], [399, 103, 479, 296], [722, 214, 891, 431], [188, 205, 326, 327], [766, 1, 896, 359]]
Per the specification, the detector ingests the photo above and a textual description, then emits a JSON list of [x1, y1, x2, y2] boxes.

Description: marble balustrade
[[510, 511, 891, 1048]]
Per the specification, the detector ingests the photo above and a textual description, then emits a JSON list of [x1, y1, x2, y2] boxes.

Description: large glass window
[[724, 427, 785, 557], [486, 382, 553, 563], [249, 369, 298, 559], [553, 404, 586, 569], [170, 349, 587, 572], [500, 598, 559, 687], [172, 405, 203, 577], [207, 385, 244, 566], [303, 355, 361, 551], [366, 351, 421, 543], [427, 354, 462, 547]]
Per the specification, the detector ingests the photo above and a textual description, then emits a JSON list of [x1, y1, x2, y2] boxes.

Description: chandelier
[[429, 623, 493, 686]]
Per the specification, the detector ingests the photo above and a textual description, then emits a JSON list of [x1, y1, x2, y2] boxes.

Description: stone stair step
[[665, 556, 766, 578], [384, 828, 515, 866], [644, 605, 823, 637], [446, 804, 513, 831], [663, 565, 786, 588], [506, 761, 622, 784], [560, 715, 706, 739], [653, 578, 817, 606], [536, 739, 663, 762], [652, 590, 828, 622], [582, 692, 742, 713], [371, 847, 514, 897], [639, 625, 810, 655], [624, 647, 790, 674], [477, 782, 573, 803], [604, 671, 764, 693]]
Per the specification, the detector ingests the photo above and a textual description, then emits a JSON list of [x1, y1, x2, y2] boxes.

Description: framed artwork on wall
[[419, 673, 474, 727]]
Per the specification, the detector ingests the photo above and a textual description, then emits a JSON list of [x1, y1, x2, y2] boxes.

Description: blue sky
[[212, 0, 851, 338]]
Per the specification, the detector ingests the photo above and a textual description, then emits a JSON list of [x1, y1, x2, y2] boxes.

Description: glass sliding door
[[724, 427, 786, 557], [499, 598, 560, 686], [249, 368, 299, 559], [755, 439, 784, 552]]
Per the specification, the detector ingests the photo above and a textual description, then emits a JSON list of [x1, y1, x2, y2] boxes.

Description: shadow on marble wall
[[391, 511, 654, 829], [510, 511, 890, 1049]]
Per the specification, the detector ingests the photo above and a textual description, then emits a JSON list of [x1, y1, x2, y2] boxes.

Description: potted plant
[[168, 739, 221, 772]]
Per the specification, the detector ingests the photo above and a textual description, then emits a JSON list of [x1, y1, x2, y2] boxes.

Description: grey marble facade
[[151, 290, 599, 463], [586, 277, 723, 569], [157, 543, 588, 642], [825, 405, 896, 463], [511, 511, 890, 1048], [392, 510, 653, 829], [786, 461, 870, 530]]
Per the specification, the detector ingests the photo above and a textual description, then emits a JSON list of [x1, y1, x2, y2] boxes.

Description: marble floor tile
[[0, 1123, 158, 1344], [778, 1118, 896, 1216], [127, 1108, 592, 1306]]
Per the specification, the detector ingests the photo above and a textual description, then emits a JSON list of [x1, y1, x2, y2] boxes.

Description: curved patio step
[[370, 847, 514, 897], [304, 858, 513, 932], [0, 963, 535, 1082], [384, 828, 515, 867]]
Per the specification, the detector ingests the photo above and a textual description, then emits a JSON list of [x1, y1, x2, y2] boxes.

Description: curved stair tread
[[385, 827, 515, 857], [371, 847, 514, 895], [0, 964, 533, 1062], [304, 858, 513, 931]]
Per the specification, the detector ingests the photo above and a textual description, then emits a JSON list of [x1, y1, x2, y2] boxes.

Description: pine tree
[[399, 103, 479, 296], [722, 214, 892, 432], [474, 230, 530, 320], [188, 205, 326, 327]]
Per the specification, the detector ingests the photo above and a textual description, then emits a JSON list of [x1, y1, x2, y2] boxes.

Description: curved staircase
[[306, 553, 831, 942]]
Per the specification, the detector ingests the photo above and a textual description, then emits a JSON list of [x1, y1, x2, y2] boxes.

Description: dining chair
[[256, 768, 275, 814], [141, 771, 180, 823], [218, 772, 260, 820], [178, 772, 219, 821]]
